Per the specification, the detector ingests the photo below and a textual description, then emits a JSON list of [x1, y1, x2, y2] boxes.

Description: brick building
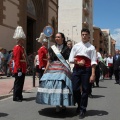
[[93, 26, 108, 54], [0, 0, 58, 54], [93, 27, 116, 55]]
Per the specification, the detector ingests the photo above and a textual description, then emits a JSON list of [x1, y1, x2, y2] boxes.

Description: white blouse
[[106, 57, 113, 66], [69, 41, 97, 66], [34, 55, 39, 66]]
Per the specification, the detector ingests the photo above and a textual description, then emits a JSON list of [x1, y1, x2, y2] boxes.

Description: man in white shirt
[[34, 54, 40, 78], [106, 54, 113, 79], [0, 48, 4, 76], [69, 28, 97, 119], [95, 51, 101, 86]]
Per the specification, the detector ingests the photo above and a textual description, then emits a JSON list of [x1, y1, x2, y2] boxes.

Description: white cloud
[[111, 28, 120, 49]]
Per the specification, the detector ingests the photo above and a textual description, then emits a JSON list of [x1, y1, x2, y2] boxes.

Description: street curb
[[0, 93, 13, 100], [0, 87, 36, 100]]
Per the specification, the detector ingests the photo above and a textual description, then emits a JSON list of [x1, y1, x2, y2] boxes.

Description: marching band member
[[36, 33, 48, 79], [12, 26, 27, 102], [95, 51, 101, 87]]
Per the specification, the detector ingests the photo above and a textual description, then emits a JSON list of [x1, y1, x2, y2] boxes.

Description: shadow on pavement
[[103, 78, 114, 81], [92, 95, 105, 98], [96, 86, 107, 88], [38, 107, 77, 118], [86, 110, 108, 117], [0, 113, 9, 117], [23, 91, 35, 93], [23, 97, 36, 102]]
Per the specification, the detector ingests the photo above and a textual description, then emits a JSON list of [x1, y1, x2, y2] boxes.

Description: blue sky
[[93, 0, 120, 49]]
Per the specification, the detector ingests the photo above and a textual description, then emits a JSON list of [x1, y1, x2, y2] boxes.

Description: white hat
[[42, 39, 48, 42], [13, 26, 26, 40], [36, 32, 46, 43]]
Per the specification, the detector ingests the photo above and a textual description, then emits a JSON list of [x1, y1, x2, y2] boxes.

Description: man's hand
[[17, 68, 22, 77], [89, 74, 95, 83], [74, 58, 85, 66], [78, 59, 85, 66], [41, 66, 45, 70], [74, 58, 77, 64]]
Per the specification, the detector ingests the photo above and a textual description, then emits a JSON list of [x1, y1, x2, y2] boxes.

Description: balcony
[[85, 0, 89, 3], [83, 3, 89, 15], [82, 17, 89, 27]]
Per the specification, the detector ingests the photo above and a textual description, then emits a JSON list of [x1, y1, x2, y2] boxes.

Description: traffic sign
[[43, 26, 54, 37]]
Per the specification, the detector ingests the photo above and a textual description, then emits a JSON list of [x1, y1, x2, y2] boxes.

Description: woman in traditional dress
[[36, 32, 73, 112]]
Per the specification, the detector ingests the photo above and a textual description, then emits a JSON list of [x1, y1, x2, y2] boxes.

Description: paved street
[[0, 77, 120, 120]]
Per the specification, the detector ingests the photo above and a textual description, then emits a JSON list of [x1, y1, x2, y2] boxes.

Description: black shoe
[[79, 111, 85, 119], [92, 84, 95, 88], [12, 74, 15, 77], [96, 84, 99, 87], [20, 95, 23, 100], [13, 97, 22, 102], [76, 107, 80, 114], [88, 94, 93, 98], [115, 82, 119, 84], [62, 106, 66, 111]]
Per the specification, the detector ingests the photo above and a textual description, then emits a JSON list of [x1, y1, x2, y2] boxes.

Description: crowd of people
[[35, 28, 120, 119], [0, 48, 37, 78], [2, 26, 120, 119], [0, 48, 13, 78]]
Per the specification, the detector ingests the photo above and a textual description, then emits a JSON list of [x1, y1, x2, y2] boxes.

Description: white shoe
[[56, 105, 61, 112]]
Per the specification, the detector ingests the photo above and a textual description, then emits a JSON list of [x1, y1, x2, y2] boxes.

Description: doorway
[[27, 17, 36, 55]]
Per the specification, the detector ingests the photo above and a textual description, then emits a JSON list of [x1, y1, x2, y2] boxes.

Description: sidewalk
[[0, 75, 39, 100]]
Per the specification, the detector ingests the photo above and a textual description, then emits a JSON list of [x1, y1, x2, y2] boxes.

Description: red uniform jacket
[[13, 45, 27, 73], [38, 46, 48, 69]]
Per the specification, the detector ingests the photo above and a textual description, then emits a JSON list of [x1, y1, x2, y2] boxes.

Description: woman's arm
[[44, 53, 50, 73]]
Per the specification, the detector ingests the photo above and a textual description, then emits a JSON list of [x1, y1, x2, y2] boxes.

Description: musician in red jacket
[[12, 26, 27, 102], [38, 39, 48, 79]]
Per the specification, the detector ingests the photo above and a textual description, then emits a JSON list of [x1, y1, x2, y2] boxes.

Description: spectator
[[0, 47, 4, 77], [34, 54, 39, 78]]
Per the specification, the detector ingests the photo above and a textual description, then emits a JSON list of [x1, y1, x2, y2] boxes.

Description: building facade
[[0, 0, 58, 54], [93, 27, 108, 54], [110, 38, 116, 55], [93, 27, 116, 55], [58, 0, 93, 44]]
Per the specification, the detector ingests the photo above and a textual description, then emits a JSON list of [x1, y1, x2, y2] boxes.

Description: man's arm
[[89, 64, 96, 83]]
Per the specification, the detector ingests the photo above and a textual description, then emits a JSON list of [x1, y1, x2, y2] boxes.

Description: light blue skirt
[[36, 61, 73, 106]]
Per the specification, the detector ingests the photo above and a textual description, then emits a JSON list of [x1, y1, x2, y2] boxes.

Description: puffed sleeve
[[69, 46, 76, 63], [91, 49, 97, 66]]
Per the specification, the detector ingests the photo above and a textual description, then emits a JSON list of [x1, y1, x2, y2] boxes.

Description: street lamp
[[72, 26, 77, 42]]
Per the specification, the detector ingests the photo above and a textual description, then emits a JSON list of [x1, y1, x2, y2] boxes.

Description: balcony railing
[[82, 17, 89, 27], [85, 0, 89, 3], [83, 3, 89, 15]]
